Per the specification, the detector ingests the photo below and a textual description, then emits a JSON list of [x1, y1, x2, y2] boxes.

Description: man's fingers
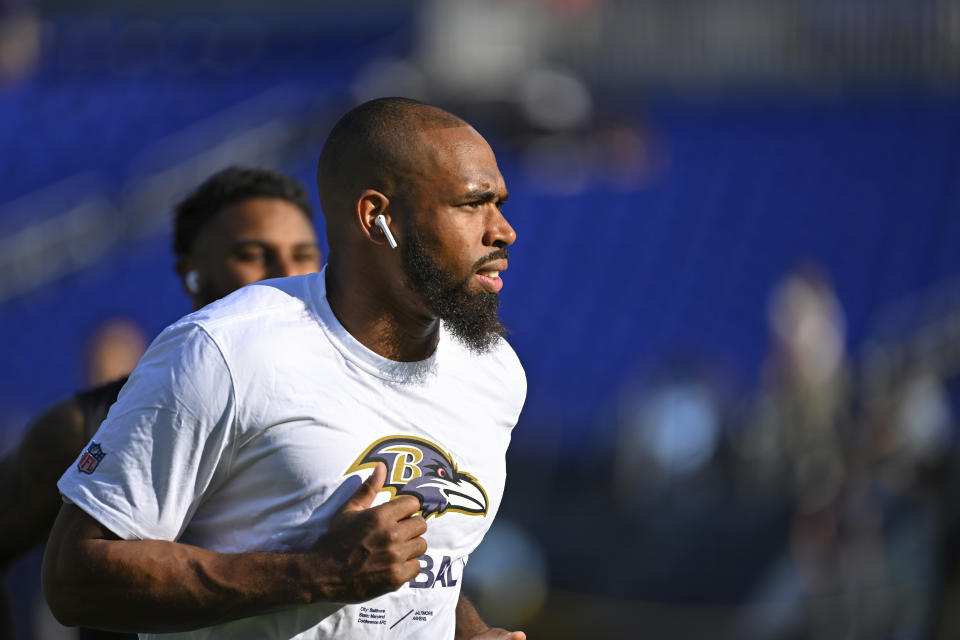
[[373, 493, 422, 519], [396, 534, 429, 562], [393, 510, 428, 539], [334, 467, 423, 521], [337, 463, 386, 513], [399, 557, 423, 584]]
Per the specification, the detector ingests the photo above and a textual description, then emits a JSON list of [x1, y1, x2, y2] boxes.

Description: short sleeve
[[58, 321, 236, 542]]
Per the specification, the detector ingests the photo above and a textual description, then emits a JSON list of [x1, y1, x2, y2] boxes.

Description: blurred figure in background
[[0, 0, 41, 88], [0, 166, 321, 639], [736, 265, 856, 639], [738, 264, 851, 503], [84, 318, 148, 388]]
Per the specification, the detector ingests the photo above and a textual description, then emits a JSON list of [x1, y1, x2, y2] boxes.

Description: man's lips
[[474, 259, 508, 293]]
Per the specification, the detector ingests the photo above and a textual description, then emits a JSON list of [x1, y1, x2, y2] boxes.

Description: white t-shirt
[[58, 269, 526, 640]]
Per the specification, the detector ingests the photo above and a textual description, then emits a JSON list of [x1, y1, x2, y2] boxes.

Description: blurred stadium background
[[3, 0, 960, 638]]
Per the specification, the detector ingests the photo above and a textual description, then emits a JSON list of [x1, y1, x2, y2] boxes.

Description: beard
[[400, 230, 508, 354]]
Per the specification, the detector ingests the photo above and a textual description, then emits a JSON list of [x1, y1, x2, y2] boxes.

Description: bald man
[[42, 99, 527, 639]]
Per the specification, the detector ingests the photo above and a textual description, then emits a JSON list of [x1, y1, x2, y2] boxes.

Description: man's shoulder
[[183, 274, 321, 336], [140, 274, 324, 374]]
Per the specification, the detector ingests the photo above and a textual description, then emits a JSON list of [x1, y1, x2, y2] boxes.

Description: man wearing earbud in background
[[0, 166, 322, 639], [42, 98, 527, 639]]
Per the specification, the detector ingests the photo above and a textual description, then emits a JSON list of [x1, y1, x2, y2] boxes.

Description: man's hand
[[455, 594, 526, 640], [314, 462, 428, 602], [466, 630, 526, 640]]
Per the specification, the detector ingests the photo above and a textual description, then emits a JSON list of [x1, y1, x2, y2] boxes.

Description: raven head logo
[[344, 436, 488, 519]]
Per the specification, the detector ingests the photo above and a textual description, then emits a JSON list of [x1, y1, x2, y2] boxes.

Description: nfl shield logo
[[77, 442, 106, 474]]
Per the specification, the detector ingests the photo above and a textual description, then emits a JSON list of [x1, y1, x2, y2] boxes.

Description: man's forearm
[[455, 594, 490, 639], [42, 506, 332, 633]]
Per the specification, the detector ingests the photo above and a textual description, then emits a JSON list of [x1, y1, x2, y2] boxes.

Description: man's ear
[[356, 189, 395, 247], [175, 257, 197, 296]]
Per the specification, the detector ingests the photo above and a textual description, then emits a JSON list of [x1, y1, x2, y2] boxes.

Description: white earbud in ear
[[375, 214, 398, 249], [185, 270, 201, 294]]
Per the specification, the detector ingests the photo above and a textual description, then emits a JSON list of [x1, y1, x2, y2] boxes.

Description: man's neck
[[325, 266, 440, 362]]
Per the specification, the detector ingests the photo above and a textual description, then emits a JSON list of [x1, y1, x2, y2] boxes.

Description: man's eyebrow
[[455, 190, 509, 204], [229, 239, 270, 251]]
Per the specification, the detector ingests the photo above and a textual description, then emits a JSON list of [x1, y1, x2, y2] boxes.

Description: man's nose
[[268, 257, 297, 279], [483, 207, 516, 248]]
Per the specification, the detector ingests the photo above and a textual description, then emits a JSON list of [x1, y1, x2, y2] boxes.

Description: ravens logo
[[344, 436, 488, 519]]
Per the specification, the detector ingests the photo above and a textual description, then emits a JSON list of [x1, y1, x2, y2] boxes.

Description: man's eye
[[235, 251, 265, 263], [295, 250, 320, 263]]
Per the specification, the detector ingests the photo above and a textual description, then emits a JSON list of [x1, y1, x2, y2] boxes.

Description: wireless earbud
[[375, 214, 398, 249], [185, 270, 201, 294]]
